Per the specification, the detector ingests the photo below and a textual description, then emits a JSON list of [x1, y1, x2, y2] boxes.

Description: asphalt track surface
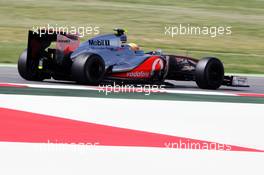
[[0, 66, 264, 93]]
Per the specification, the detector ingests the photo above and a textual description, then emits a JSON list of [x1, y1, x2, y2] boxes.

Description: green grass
[[0, 0, 263, 73]]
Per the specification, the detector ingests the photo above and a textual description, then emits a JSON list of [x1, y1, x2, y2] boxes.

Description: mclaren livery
[[18, 29, 248, 89]]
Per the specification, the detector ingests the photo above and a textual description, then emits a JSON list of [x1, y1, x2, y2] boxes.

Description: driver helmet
[[128, 43, 140, 51]]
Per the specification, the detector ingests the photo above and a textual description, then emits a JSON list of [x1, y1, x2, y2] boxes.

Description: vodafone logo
[[126, 71, 150, 78]]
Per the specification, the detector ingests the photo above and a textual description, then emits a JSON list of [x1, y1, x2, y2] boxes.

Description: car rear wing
[[27, 29, 79, 62]]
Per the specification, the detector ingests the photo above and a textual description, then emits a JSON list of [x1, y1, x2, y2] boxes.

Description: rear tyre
[[17, 48, 46, 81], [195, 57, 224, 90], [71, 54, 105, 85]]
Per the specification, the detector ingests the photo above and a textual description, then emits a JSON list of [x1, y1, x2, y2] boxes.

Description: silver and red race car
[[18, 28, 248, 89]]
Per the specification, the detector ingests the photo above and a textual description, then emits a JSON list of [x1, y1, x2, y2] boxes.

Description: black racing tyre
[[71, 54, 105, 85], [17, 48, 46, 81], [195, 57, 224, 90], [167, 56, 178, 76], [52, 74, 68, 81]]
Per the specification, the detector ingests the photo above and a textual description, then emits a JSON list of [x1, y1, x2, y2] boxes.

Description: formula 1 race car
[[18, 28, 248, 89]]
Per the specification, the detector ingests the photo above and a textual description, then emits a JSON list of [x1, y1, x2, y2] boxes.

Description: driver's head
[[128, 43, 140, 51]]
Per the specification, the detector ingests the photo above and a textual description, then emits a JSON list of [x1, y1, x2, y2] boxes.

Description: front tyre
[[71, 54, 105, 85], [17, 48, 46, 81], [195, 57, 224, 90]]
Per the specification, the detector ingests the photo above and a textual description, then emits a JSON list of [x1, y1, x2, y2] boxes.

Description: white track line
[[0, 64, 17, 68], [0, 82, 236, 96]]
